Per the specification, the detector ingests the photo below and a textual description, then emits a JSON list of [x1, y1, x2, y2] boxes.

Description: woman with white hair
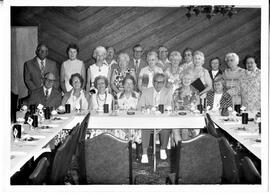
[[165, 51, 183, 92], [190, 50, 212, 98], [110, 53, 136, 97], [223, 52, 245, 106], [138, 51, 163, 92], [86, 46, 110, 92]]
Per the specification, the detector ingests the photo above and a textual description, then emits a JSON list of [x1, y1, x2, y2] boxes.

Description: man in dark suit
[[24, 43, 60, 94], [129, 44, 147, 83], [137, 73, 172, 163], [27, 72, 62, 109]]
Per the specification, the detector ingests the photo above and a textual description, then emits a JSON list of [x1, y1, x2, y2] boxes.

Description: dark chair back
[[176, 134, 222, 184], [82, 133, 132, 184], [218, 137, 240, 183], [240, 156, 261, 184], [205, 113, 221, 138], [78, 113, 90, 142], [50, 124, 80, 184], [28, 157, 50, 185]]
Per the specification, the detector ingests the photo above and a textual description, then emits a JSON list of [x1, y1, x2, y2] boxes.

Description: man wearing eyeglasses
[[27, 72, 62, 108], [137, 73, 172, 163], [24, 43, 60, 95]]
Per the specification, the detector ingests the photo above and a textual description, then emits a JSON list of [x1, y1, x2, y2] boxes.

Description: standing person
[[137, 73, 172, 163], [27, 72, 62, 109], [129, 44, 147, 82], [181, 48, 194, 72], [24, 43, 60, 94], [240, 55, 261, 112], [190, 51, 212, 98], [165, 51, 183, 93], [157, 46, 171, 71], [104, 47, 117, 68], [223, 52, 245, 106], [86, 46, 110, 92], [60, 43, 86, 93], [110, 53, 136, 97], [208, 57, 223, 81], [138, 51, 163, 92]]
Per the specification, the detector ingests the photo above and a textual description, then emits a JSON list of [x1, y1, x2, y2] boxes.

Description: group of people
[[23, 43, 261, 163]]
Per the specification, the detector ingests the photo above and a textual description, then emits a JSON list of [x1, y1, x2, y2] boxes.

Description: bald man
[[27, 72, 62, 108]]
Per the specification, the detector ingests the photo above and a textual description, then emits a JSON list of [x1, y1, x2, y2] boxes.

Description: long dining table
[[209, 112, 261, 160], [87, 110, 206, 172], [10, 112, 87, 177]]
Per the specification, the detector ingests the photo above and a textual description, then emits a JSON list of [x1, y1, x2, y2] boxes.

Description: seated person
[[27, 72, 62, 109], [172, 73, 199, 143], [90, 75, 113, 112], [137, 73, 172, 163], [61, 73, 90, 111], [206, 77, 232, 112]]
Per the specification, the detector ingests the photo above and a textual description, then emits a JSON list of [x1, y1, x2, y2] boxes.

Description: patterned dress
[[206, 91, 233, 110], [172, 86, 199, 140], [165, 66, 184, 93], [240, 69, 261, 111], [223, 67, 245, 105]]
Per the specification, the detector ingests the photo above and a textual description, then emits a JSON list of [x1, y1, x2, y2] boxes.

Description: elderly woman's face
[[226, 56, 238, 69], [159, 49, 168, 60], [210, 59, 220, 71], [147, 54, 158, 68], [96, 78, 106, 93], [118, 55, 129, 70], [124, 78, 134, 92], [106, 48, 114, 60], [169, 55, 181, 67], [72, 76, 82, 90], [246, 57, 257, 72], [68, 48, 78, 60], [184, 51, 192, 63], [214, 81, 223, 93], [193, 54, 204, 67], [96, 51, 106, 63], [182, 75, 192, 87]]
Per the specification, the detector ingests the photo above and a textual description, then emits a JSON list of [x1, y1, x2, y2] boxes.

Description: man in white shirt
[[27, 72, 62, 108], [137, 73, 172, 163]]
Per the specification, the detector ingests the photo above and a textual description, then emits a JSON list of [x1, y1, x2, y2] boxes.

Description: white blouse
[[117, 92, 139, 110], [66, 89, 89, 111], [61, 59, 84, 92], [212, 93, 223, 111], [91, 92, 113, 111], [88, 63, 109, 83]]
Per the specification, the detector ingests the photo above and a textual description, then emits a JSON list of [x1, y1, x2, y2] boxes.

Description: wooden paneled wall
[[11, 7, 261, 70]]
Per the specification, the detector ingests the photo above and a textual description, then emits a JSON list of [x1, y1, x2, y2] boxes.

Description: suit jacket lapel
[[33, 57, 42, 75]]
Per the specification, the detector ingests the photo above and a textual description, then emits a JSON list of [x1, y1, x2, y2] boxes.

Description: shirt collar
[[37, 57, 46, 65], [43, 86, 52, 96]]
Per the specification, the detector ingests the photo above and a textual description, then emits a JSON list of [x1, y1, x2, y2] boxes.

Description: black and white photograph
[[0, 0, 269, 193]]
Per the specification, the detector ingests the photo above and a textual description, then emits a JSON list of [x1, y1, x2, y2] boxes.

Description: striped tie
[[41, 61, 45, 76]]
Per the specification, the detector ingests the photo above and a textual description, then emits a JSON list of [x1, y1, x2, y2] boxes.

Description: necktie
[[135, 60, 139, 69], [45, 89, 49, 99], [41, 61, 45, 76]]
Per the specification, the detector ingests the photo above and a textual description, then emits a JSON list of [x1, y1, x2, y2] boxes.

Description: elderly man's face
[[246, 58, 257, 72], [44, 73, 55, 89], [153, 76, 165, 92], [133, 46, 143, 59], [226, 56, 238, 70], [37, 45, 48, 60], [106, 47, 115, 60]]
